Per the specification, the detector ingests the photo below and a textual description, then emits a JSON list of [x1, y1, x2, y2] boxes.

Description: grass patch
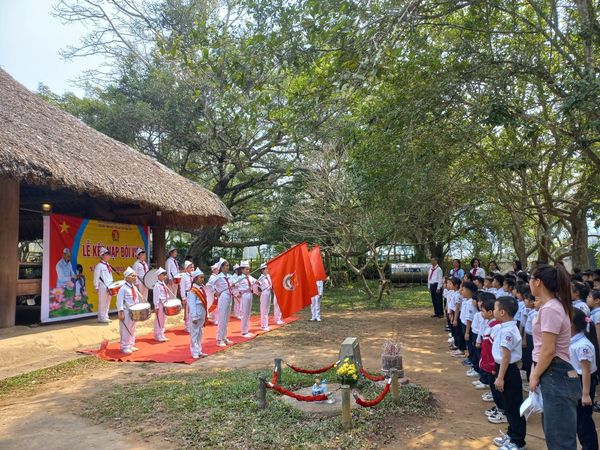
[[84, 367, 435, 449], [322, 283, 431, 311], [0, 356, 109, 399]]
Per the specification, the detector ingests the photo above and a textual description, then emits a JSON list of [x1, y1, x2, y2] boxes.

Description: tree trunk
[[427, 242, 444, 260], [187, 227, 222, 268], [570, 207, 590, 270], [413, 243, 427, 262], [537, 215, 551, 263], [509, 215, 528, 265]]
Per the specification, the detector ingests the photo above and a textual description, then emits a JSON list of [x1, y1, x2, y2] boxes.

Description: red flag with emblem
[[267, 243, 318, 318], [308, 245, 327, 281]]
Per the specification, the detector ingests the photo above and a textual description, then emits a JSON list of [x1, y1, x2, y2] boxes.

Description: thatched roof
[[0, 68, 231, 229]]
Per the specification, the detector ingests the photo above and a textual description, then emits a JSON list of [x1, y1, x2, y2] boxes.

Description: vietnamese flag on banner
[[268, 243, 318, 318], [309, 245, 327, 281]]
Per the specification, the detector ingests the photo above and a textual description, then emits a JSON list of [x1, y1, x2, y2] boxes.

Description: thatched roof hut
[[0, 68, 232, 231]]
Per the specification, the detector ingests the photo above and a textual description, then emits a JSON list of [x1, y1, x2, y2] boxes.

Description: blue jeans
[[539, 358, 582, 450]]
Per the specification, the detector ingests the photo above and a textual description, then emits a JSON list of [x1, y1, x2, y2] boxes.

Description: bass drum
[[143, 270, 160, 290]]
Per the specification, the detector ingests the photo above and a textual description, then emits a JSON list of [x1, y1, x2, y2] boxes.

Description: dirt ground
[[0, 307, 590, 449]]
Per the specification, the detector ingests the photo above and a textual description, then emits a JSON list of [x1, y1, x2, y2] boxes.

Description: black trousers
[[429, 283, 443, 316], [495, 362, 526, 447], [577, 373, 598, 450], [522, 333, 533, 380]]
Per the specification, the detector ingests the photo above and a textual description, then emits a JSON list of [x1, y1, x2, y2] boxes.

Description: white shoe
[[316, 318, 321, 322], [122, 349, 133, 355], [474, 381, 489, 389], [192, 354, 200, 359], [485, 406, 499, 417], [488, 411, 508, 424], [451, 350, 464, 357], [98, 318, 111, 324], [466, 368, 478, 377], [131, 347, 139, 352], [472, 380, 481, 385], [309, 318, 316, 321], [481, 391, 494, 402], [225, 338, 234, 344], [448, 332, 453, 337], [261, 327, 271, 331], [242, 333, 255, 338], [448, 337, 455, 343], [499, 443, 525, 450], [276, 320, 285, 325], [493, 431, 510, 447], [217, 341, 227, 347]]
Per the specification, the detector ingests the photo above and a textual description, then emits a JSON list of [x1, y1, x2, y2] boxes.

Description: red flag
[[308, 245, 327, 281], [268, 243, 318, 318]]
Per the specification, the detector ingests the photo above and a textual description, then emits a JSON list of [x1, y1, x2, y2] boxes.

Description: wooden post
[[274, 358, 282, 383], [341, 385, 352, 430], [0, 177, 19, 328], [390, 369, 400, 404], [257, 378, 267, 409], [152, 225, 166, 268]]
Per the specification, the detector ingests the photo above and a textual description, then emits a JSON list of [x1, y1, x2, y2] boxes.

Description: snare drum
[[173, 274, 183, 285], [129, 303, 151, 321], [107, 280, 126, 296], [163, 298, 182, 316]]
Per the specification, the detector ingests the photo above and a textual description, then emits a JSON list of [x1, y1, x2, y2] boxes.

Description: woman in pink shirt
[[529, 264, 581, 450]]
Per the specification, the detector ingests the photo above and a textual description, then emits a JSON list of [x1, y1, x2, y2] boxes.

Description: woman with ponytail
[[570, 308, 599, 450], [529, 263, 582, 450]]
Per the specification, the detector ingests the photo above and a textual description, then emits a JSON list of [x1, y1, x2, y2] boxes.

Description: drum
[[143, 270, 160, 290], [173, 274, 183, 285], [129, 303, 151, 321], [163, 298, 182, 316], [107, 280, 126, 296]]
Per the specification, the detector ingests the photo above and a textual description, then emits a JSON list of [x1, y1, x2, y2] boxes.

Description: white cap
[[156, 267, 167, 276], [214, 258, 228, 271], [168, 246, 177, 254], [99, 246, 110, 256], [211, 257, 225, 271], [63, 248, 71, 255], [239, 260, 250, 269], [233, 264, 240, 270], [123, 267, 136, 277], [260, 262, 267, 270], [183, 260, 194, 270], [135, 248, 145, 257], [191, 268, 204, 279]]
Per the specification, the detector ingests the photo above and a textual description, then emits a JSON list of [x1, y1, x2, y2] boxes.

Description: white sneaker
[[98, 318, 111, 324], [500, 442, 525, 450], [472, 380, 481, 385], [225, 338, 234, 344], [261, 327, 271, 331], [121, 349, 133, 355], [448, 332, 453, 337], [474, 381, 489, 389], [485, 406, 499, 417], [451, 350, 464, 357], [482, 391, 494, 402], [241, 333, 255, 338], [488, 411, 508, 424], [493, 431, 511, 447], [216, 341, 227, 347], [316, 318, 321, 322], [276, 320, 285, 325], [466, 368, 478, 377], [192, 354, 200, 359], [448, 337, 455, 343]]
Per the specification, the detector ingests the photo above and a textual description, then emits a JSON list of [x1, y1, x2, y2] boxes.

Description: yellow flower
[[352, 374, 358, 380]]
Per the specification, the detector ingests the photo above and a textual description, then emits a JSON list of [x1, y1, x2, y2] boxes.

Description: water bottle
[[321, 379, 328, 394], [312, 381, 320, 396]]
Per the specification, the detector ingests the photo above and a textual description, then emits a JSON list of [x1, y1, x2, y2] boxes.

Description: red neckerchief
[[471, 268, 477, 276], [127, 283, 138, 304], [141, 261, 147, 272], [429, 265, 438, 281]]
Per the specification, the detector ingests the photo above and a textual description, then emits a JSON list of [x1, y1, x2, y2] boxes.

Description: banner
[[309, 245, 327, 281], [267, 243, 318, 318], [41, 213, 149, 323]]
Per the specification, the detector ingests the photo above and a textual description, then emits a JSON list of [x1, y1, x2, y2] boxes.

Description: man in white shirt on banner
[[56, 247, 75, 288]]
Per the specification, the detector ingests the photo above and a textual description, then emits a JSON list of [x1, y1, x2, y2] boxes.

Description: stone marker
[[339, 337, 362, 366]]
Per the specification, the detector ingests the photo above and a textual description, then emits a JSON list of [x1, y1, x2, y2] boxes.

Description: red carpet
[[79, 315, 300, 364]]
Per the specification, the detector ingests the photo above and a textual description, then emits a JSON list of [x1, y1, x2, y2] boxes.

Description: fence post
[[341, 385, 352, 430], [274, 358, 282, 383], [257, 378, 267, 409], [390, 369, 400, 404]]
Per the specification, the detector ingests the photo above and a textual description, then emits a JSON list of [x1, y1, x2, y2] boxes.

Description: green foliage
[[84, 367, 435, 449]]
